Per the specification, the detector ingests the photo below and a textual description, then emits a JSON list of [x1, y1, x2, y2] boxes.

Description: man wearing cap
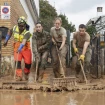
[[31, 22, 51, 83], [3, 16, 32, 81]]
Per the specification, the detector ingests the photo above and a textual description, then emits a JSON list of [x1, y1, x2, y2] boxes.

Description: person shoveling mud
[[50, 17, 68, 78], [71, 24, 92, 83], [30, 22, 51, 83], [50, 17, 77, 88], [3, 16, 32, 81]]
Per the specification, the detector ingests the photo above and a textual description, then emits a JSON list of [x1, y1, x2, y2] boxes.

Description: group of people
[[3, 16, 91, 83]]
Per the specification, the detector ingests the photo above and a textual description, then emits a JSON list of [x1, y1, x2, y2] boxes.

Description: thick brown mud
[[0, 90, 105, 105]]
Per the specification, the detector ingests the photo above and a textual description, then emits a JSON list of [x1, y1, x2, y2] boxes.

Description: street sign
[[1, 6, 10, 19]]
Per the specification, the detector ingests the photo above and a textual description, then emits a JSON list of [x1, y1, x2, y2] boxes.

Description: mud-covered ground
[[0, 68, 105, 105], [0, 90, 105, 105], [0, 70, 105, 91]]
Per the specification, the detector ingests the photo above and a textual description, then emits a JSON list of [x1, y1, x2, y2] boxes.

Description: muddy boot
[[60, 74, 65, 78], [75, 71, 80, 78], [60, 70, 65, 78], [37, 70, 44, 83], [24, 73, 29, 81], [76, 71, 84, 83], [71, 70, 76, 77], [22, 72, 29, 81], [78, 75, 84, 83], [16, 69, 22, 81], [42, 72, 50, 84], [75, 65, 81, 78], [28, 72, 35, 84], [16, 76, 22, 81], [38, 77, 42, 83], [86, 72, 92, 83], [42, 77, 49, 84]]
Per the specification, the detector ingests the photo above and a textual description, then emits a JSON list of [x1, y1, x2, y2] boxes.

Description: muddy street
[[0, 90, 105, 105]]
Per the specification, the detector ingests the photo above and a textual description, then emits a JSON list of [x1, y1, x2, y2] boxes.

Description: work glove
[[3, 41, 8, 47], [78, 55, 85, 62], [3, 34, 10, 47], [35, 53, 40, 62], [59, 47, 62, 51], [74, 48, 78, 53], [17, 43, 24, 53], [38, 46, 44, 52], [53, 41, 57, 45]]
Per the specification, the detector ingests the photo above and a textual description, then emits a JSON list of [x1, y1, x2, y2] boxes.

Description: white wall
[[19, 0, 39, 61], [34, 0, 39, 16], [19, 0, 35, 33]]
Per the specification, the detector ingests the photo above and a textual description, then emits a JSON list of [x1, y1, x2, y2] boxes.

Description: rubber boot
[[38, 70, 45, 83], [42, 72, 49, 84], [24, 68, 30, 81], [28, 72, 35, 84], [16, 69, 22, 81], [24, 73, 29, 81], [76, 70, 84, 83]]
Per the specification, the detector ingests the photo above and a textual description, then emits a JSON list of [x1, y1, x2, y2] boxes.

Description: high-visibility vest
[[13, 25, 31, 42], [12, 25, 31, 51]]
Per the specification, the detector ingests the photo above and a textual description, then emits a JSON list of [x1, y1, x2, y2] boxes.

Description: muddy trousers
[[51, 44, 68, 78], [71, 48, 92, 78], [31, 51, 49, 81], [14, 49, 32, 77]]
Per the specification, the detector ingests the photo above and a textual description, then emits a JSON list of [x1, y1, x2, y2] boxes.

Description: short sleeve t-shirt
[[73, 31, 90, 48], [50, 27, 67, 42], [23, 32, 31, 40]]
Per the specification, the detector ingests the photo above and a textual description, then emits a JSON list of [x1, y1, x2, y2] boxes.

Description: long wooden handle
[[35, 60, 38, 82], [77, 54, 88, 84], [56, 46, 65, 77], [79, 60, 88, 84], [14, 52, 19, 79]]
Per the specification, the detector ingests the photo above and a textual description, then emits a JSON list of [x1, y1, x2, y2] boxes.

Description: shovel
[[77, 54, 88, 84], [14, 52, 19, 79], [52, 45, 76, 87], [35, 58, 39, 83]]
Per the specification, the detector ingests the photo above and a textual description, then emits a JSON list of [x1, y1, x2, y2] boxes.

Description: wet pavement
[[0, 90, 105, 105]]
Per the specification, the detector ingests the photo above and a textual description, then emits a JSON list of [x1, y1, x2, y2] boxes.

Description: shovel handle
[[76, 54, 88, 84], [79, 60, 88, 84], [35, 59, 38, 82], [14, 52, 19, 79], [56, 45, 65, 77]]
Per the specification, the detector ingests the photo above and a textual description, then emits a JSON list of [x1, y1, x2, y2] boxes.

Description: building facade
[[0, 0, 39, 75], [86, 15, 105, 34]]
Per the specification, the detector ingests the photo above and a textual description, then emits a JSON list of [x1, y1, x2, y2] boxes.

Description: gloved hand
[[78, 55, 85, 62], [3, 34, 10, 47], [59, 47, 62, 51], [38, 46, 44, 52], [52, 38, 57, 45], [17, 43, 24, 53], [35, 53, 40, 62], [3, 41, 8, 47], [53, 41, 57, 45], [74, 48, 78, 53]]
